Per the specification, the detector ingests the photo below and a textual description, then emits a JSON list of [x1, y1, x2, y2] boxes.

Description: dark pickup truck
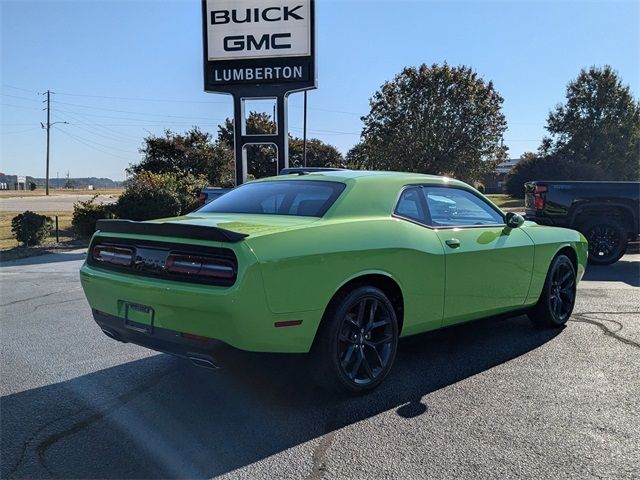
[[524, 181, 640, 265]]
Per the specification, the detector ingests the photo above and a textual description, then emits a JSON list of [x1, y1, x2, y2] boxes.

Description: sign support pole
[[202, 0, 315, 185], [232, 91, 290, 185]]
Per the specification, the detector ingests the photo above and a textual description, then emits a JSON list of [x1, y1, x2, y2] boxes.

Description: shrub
[[11, 211, 53, 246], [115, 171, 207, 221], [505, 154, 609, 197], [475, 183, 485, 193], [72, 196, 115, 238]]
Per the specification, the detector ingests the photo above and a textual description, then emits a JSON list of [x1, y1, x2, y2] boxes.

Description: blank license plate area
[[122, 301, 154, 333]]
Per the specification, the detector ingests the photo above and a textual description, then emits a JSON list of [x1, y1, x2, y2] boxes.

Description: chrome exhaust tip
[[101, 328, 122, 342]]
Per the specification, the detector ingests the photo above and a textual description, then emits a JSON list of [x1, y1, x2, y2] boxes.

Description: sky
[[1, 0, 638, 181]]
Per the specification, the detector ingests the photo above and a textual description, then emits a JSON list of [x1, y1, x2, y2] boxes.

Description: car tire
[[528, 254, 577, 328], [580, 217, 628, 266], [313, 286, 399, 394]]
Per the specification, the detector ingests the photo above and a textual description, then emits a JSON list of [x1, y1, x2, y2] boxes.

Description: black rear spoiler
[[95, 219, 248, 243]]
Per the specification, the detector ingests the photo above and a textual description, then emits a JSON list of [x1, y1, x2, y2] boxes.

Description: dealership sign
[[202, 0, 316, 93]]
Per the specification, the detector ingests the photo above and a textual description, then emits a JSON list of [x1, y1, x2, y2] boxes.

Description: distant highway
[[0, 194, 117, 212]]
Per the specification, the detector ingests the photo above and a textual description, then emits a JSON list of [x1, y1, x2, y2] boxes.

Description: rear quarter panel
[[246, 217, 446, 337]]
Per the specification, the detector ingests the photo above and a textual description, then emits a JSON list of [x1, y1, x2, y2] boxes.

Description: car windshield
[[197, 180, 346, 217]]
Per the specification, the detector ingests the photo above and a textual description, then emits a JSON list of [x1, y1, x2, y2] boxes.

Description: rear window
[[197, 180, 345, 217]]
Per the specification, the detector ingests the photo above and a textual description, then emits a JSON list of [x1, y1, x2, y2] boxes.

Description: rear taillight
[[166, 253, 235, 280], [93, 245, 134, 266], [534, 185, 548, 210]]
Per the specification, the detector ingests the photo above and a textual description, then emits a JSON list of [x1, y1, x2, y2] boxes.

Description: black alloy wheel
[[582, 218, 628, 266], [547, 260, 576, 322], [338, 296, 395, 386], [314, 286, 399, 393], [529, 254, 577, 328]]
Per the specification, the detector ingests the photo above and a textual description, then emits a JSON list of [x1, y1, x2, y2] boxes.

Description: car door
[[393, 187, 446, 335], [421, 186, 534, 326]]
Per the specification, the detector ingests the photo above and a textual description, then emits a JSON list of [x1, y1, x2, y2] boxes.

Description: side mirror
[[505, 212, 525, 228]]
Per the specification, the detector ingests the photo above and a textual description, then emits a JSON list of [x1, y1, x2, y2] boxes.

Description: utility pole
[[303, 90, 308, 167], [45, 90, 51, 195], [40, 90, 67, 196]]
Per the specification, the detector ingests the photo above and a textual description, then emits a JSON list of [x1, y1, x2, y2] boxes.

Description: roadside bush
[[505, 154, 608, 197], [11, 211, 53, 246], [116, 171, 208, 221], [72, 196, 115, 238]]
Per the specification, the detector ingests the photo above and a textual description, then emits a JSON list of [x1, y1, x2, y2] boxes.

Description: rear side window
[[394, 187, 428, 224], [198, 180, 345, 217]]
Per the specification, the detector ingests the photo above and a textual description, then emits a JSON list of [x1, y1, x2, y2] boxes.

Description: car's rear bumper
[[80, 263, 324, 353], [93, 309, 224, 368]]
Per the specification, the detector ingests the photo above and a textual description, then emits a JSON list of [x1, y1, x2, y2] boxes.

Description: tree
[[357, 63, 508, 182], [289, 138, 343, 168], [345, 142, 371, 170], [116, 171, 208, 221], [542, 66, 640, 180], [130, 127, 234, 187], [505, 152, 608, 198]]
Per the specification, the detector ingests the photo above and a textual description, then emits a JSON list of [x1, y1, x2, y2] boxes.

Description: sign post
[[202, 0, 316, 185]]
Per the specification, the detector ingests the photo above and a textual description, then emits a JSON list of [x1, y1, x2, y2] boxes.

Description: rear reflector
[[274, 320, 303, 328], [93, 245, 134, 266], [181, 332, 210, 342]]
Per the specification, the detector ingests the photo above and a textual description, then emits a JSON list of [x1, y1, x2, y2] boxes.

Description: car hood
[[154, 213, 322, 238]]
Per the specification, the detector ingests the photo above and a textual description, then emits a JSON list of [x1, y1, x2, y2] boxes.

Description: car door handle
[[445, 238, 461, 248]]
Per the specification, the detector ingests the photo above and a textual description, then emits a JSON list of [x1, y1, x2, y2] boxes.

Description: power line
[[54, 106, 227, 124], [56, 109, 144, 142], [52, 99, 229, 121], [0, 93, 41, 103], [55, 90, 228, 105], [1, 127, 41, 135], [56, 115, 142, 145], [54, 126, 137, 161], [1, 84, 37, 93], [0, 103, 45, 111], [53, 125, 137, 154]]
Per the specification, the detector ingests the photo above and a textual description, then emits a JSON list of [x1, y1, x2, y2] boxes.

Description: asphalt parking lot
[[1, 251, 638, 479]]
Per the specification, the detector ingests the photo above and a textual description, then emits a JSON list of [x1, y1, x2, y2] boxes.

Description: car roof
[[251, 170, 473, 219], [259, 169, 458, 185]]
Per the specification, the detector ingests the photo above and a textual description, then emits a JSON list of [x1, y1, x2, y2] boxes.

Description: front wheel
[[314, 286, 399, 393], [528, 254, 577, 328]]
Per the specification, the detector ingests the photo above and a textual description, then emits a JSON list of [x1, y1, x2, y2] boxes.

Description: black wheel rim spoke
[[588, 225, 620, 258], [350, 350, 363, 378], [356, 300, 366, 327], [338, 295, 394, 385], [549, 261, 575, 321], [364, 341, 384, 365], [339, 332, 355, 344], [360, 349, 374, 379], [342, 345, 356, 367]]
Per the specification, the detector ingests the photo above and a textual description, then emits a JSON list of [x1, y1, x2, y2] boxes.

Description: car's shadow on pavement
[[1, 314, 560, 479]]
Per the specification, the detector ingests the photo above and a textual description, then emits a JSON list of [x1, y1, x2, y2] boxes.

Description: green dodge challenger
[[80, 171, 588, 392]]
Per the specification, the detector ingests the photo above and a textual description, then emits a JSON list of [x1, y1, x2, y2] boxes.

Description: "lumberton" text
[[213, 66, 304, 82]]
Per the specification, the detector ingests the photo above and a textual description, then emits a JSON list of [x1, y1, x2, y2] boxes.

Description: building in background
[[483, 158, 522, 194]]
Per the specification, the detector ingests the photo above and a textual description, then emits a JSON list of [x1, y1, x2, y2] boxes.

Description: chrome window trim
[[392, 184, 507, 230]]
